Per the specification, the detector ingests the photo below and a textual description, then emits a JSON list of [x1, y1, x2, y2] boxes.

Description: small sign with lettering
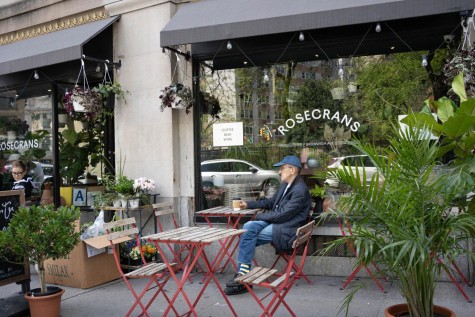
[[73, 187, 87, 206], [213, 122, 243, 147]]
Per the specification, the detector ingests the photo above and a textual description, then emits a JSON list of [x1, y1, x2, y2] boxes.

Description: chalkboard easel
[[0, 190, 30, 293]]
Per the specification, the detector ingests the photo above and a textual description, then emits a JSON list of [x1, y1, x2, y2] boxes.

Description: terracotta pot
[[40, 183, 54, 206], [25, 287, 64, 317], [384, 303, 456, 317]]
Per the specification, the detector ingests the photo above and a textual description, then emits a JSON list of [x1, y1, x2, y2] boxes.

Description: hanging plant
[[443, 48, 475, 97], [63, 86, 103, 121], [201, 91, 221, 119], [159, 83, 194, 114]]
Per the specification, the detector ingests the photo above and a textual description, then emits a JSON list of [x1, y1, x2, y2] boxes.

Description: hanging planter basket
[[159, 83, 194, 114], [63, 86, 103, 120]]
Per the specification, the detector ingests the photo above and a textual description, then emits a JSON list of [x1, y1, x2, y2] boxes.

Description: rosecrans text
[[277, 108, 360, 135]]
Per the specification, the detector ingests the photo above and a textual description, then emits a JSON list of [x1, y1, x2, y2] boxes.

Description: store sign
[[0, 139, 40, 151], [277, 108, 361, 135], [213, 122, 243, 147]]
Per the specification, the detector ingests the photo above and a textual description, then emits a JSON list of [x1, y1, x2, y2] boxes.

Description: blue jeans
[[237, 220, 273, 267]]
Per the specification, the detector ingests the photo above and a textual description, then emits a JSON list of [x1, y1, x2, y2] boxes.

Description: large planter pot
[[384, 303, 456, 317], [25, 286, 64, 317]]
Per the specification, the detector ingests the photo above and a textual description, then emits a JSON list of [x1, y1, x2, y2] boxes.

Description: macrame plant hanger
[[102, 61, 113, 85], [70, 58, 91, 112]]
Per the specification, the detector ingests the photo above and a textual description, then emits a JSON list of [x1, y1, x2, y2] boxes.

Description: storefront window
[[0, 94, 53, 201], [198, 52, 436, 211]]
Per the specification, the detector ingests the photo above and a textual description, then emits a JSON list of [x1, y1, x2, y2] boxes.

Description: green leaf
[[442, 111, 475, 139], [62, 129, 79, 145], [452, 72, 467, 102], [434, 97, 454, 123]]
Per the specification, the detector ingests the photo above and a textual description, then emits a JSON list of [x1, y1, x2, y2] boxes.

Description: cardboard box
[[44, 222, 130, 289]]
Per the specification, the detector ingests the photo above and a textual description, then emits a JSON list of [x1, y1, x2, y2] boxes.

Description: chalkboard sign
[[0, 190, 29, 288]]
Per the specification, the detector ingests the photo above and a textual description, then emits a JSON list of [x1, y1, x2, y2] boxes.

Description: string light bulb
[[263, 69, 269, 82], [299, 32, 305, 41], [375, 23, 381, 33], [227, 40, 232, 50], [95, 63, 101, 72], [421, 55, 428, 67], [34, 70, 39, 80]]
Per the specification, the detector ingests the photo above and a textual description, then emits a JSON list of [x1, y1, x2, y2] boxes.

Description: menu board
[[0, 190, 29, 287]]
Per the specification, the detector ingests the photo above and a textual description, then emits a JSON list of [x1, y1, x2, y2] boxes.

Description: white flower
[[133, 177, 156, 193]]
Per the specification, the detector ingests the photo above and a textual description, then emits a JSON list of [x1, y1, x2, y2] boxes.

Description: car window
[[364, 156, 374, 167], [231, 162, 251, 172], [341, 158, 351, 166], [202, 162, 230, 172]]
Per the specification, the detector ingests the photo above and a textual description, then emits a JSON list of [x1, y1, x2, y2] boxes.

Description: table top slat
[[196, 207, 263, 217], [184, 228, 230, 242], [144, 227, 245, 244], [198, 229, 246, 243], [169, 227, 220, 242], [143, 227, 199, 240]]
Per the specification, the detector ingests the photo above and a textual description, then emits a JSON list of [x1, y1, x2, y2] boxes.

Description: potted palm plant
[[325, 74, 475, 317], [0, 204, 80, 317]]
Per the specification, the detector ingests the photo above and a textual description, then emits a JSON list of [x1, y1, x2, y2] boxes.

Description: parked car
[[325, 155, 381, 188], [201, 159, 281, 197]]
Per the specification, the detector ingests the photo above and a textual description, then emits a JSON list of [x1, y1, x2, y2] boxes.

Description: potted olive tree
[[325, 74, 475, 317], [0, 204, 80, 317]]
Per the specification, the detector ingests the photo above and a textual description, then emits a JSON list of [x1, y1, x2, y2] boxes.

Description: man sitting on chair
[[224, 155, 312, 295]]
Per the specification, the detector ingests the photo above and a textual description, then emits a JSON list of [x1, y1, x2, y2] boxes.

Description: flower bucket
[[129, 198, 140, 208], [330, 87, 345, 100], [113, 199, 122, 208]]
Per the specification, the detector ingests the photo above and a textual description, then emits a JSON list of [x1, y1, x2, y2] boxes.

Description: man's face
[[278, 164, 294, 183]]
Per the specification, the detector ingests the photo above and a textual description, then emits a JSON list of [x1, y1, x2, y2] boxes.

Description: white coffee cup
[[232, 197, 241, 211]]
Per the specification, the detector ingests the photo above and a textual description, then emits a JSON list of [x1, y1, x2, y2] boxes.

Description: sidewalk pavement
[[1, 271, 474, 317]]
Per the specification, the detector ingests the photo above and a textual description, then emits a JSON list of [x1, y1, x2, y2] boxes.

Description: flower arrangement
[[129, 242, 157, 260], [159, 82, 194, 114], [133, 177, 156, 194]]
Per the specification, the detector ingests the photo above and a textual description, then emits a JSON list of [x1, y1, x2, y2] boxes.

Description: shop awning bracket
[[162, 46, 190, 61], [83, 55, 122, 68]]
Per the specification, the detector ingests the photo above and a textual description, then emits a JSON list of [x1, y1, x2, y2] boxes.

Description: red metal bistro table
[[143, 226, 246, 317], [196, 206, 262, 274]]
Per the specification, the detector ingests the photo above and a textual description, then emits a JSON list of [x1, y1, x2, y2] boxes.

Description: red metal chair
[[337, 216, 387, 293], [268, 202, 316, 285], [153, 202, 203, 277], [104, 217, 177, 317], [436, 255, 472, 302], [234, 220, 315, 317]]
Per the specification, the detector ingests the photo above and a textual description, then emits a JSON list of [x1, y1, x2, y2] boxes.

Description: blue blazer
[[247, 175, 311, 251]]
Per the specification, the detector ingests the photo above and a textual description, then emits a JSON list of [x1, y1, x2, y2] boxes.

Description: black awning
[[0, 16, 119, 76], [161, 0, 473, 46], [160, 0, 473, 69]]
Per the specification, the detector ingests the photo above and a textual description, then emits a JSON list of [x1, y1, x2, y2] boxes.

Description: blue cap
[[273, 155, 302, 169]]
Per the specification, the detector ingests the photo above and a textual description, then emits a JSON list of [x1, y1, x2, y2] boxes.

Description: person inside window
[[224, 155, 312, 295], [9, 160, 34, 199]]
